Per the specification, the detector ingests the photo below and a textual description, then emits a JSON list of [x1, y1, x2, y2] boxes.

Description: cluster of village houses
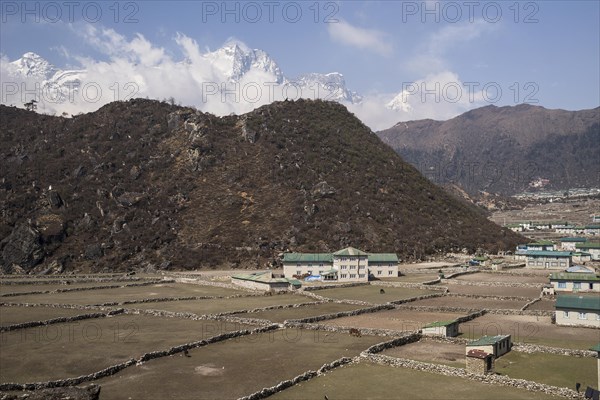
[[229, 244, 599, 380]]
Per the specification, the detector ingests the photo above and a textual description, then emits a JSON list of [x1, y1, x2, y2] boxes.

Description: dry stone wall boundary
[[0, 325, 280, 391]]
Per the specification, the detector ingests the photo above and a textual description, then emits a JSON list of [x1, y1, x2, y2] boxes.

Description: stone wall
[[238, 356, 356, 400], [365, 353, 582, 399], [285, 304, 395, 324], [0, 325, 279, 391], [0, 279, 172, 297], [301, 282, 370, 291], [389, 292, 446, 305], [0, 309, 124, 332]]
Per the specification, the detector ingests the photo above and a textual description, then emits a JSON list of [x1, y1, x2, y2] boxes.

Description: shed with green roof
[[421, 319, 459, 337]]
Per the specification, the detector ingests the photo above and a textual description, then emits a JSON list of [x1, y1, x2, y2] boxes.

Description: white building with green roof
[[421, 320, 459, 337], [282, 247, 398, 282], [549, 272, 600, 294], [555, 294, 600, 328]]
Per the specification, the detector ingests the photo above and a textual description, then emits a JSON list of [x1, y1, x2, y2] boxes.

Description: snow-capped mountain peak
[[9, 52, 59, 80], [204, 39, 284, 84]]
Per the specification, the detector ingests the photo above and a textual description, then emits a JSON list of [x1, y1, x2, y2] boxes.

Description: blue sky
[[1, 1, 599, 126]]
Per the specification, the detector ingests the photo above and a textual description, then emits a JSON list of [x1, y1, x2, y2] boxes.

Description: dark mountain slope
[[377, 104, 600, 196], [0, 99, 522, 273]]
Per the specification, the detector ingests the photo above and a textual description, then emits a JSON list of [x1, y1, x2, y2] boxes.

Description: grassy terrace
[[407, 296, 529, 310], [271, 361, 562, 400], [94, 329, 383, 400], [454, 273, 548, 284], [381, 340, 466, 368], [321, 309, 467, 331], [443, 283, 542, 298], [3, 283, 245, 305], [233, 302, 365, 323], [313, 286, 436, 303], [459, 314, 599, 350], [495, 351, 597, 390], [0, 306, 89, 327], [127, 294, 311, 314], [0, 313, 259, 383]]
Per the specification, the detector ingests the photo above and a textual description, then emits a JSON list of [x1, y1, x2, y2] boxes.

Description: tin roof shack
[[231, 271, 300, 292], [466, 335, 512, 358], [550, 272, 600, 294], [421, 320, 459, 337], [555, 294, 600, 328], [466, 349, 494, 375]]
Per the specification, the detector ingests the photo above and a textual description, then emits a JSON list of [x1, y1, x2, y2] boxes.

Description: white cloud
[[328, 19, 392, 56]]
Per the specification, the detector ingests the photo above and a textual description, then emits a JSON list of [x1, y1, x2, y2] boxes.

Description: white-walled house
[[559, 237, 588, 251], [282, 247, 399, 282], [550, 272, 600, 293], [555, 294, 600, 328], [576, 242, 600, 260], [525, 251, 572, 269]]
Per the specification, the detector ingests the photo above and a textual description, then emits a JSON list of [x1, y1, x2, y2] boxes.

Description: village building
[[576, 242, 600, 260], [466, 349, 495, 375], [555, 225, 577, 235], [421, 320, 459, 337], [525, 251, 572, 269], [572, 252, 593, 263], [231, 271, 301, 292], [525, 240, 555, 251], [549, 272, 600, 294], [585, 225, 600, 236], [555, 294, 600, 328], [466, 335, 512, 358], [559, 237, 588, 251], [566, 265, 596, 273], [282, 247, 398, 282], [505, 223, 524, 232]]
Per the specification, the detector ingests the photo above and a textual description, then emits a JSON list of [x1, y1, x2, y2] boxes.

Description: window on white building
[[578, 312, 586, 319], [350, 265, 356, 269], [377, 271, 382, 275], [558, 282, 566, 288], [564, 311, 569, 318], [560, 262, 566, 267], [388, 270, 394, 275], [573, 282, 581, 290], [296, 270, 301, 275], [359, 274, 365, 278], [350, 274, 356, 279], [340, 274, 347, 279]]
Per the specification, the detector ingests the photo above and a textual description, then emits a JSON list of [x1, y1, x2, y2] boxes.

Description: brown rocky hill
[[377, 104, 600, 196], [0, 99, 522, 273]]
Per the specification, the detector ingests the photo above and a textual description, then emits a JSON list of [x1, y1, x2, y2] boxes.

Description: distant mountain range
[[0, 99, 522, 273], [377, 104, 600, 196], [3, 41, 361, 114]]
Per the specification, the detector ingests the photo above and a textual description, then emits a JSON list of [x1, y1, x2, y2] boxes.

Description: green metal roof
[[576, 242, 600, 249], [528, 240, 554, 246], [524, 251, 572, 257], [555, 295, 600, 311], [473, 256, 488, 261], [283, 253, 333, 263], [467, 335, 511, 346], [590, 343, 600, 352], [550, 273, 600, 282], [333, 247, 368, 256], [368, 253, 399, 263], [560, 237, 588, 242], [585, 225, 600, 229], [423, 320, 458, 328]]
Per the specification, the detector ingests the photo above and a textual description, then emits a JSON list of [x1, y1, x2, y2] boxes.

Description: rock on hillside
[[0, 99, 522, 273]]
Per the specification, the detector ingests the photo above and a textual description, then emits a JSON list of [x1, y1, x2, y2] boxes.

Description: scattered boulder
[[0, 224, 44, 273], [85, 243, 104, 260], [311, 181, 336, 198], [47, 190, 63, 208]]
